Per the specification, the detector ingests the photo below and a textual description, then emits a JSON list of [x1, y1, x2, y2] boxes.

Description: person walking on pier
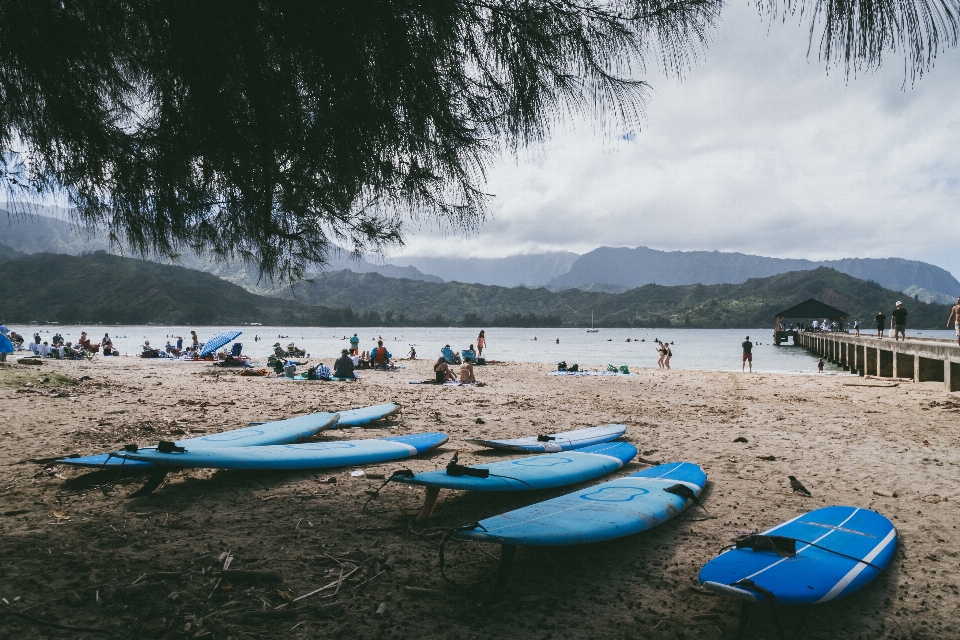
[[947, 298, 960, 347], [874, 311, 886, 339], [741, 336, 753, 372], [892, 301, 908, 342]]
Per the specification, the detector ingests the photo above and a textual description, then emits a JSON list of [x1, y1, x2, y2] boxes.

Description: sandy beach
[[1, 356, 958, 639]]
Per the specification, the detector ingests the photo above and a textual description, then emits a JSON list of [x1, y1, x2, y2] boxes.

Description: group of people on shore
[[142, 331, 204, 358], [21, 330, 118, 359]]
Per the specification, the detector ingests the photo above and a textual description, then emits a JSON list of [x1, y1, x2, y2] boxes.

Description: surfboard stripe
[[577, 451, 630, 466], [816, 527, 897, 603]]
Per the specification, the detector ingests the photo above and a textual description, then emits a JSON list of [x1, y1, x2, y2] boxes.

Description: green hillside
[[0, 251, 359, 326], [0, 242, 24, 264], [0, 251, 950, 327]]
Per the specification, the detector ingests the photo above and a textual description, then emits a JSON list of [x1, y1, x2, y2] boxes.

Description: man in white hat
[[891, 301, 908, 342]]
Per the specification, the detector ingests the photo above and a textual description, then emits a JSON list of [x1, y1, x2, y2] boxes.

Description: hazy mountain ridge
[[549, 246, 960, 298], [1, 209, 444, 291], [0, 250, 950, 328], [5, 207, 958, 299], [392, 252, 579, 287]]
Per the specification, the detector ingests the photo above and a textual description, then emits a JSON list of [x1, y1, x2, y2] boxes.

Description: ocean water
[[16, 325, 958, 374]]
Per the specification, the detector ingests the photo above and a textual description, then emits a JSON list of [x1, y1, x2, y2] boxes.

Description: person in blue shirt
[[349, 333, 360, 354]]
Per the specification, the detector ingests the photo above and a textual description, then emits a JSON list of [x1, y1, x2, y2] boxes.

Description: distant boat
[[587, 311, 599, 333]]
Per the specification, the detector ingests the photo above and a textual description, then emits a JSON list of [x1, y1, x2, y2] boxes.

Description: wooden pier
[[794, 332, 960, 392]]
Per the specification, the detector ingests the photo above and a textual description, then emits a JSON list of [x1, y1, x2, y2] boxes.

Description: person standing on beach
[[191, 330, 200, 348], [349, 333, 360, 354], [656, 341, 665, 369], [741, 336, 753, 372], [947, 298, 960, 346], [477, 330, 486, 358], [817, 357, 824, 373], [874, 311, 886, 339], [891, 301, 908, 342], [664, 342, 672, 370]]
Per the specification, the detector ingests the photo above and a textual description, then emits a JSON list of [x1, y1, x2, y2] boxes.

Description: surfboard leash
[[361, 469, 416, 514], [437, 522, 500, 590], [54, 452, 131, 498], [729, 535, 887, 572]]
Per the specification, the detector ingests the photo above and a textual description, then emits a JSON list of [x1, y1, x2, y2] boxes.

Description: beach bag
[[887, 328, 896, 338], [619, 365, 630, 374], [476, 357, 486, 365], [606, 364, 618, 372], [306, 366, 319, 381], [557, 361, 567, 371], [569, 364, 579, 372]]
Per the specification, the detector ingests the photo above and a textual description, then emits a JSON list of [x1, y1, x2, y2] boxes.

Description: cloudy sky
[[392, 1, 960, 278]]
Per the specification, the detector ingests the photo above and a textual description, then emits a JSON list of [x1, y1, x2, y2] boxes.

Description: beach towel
[[549, 370, 634, 377]]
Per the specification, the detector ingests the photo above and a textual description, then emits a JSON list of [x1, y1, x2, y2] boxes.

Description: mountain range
[[0, 248, 952, 328], [4, 206, 959, 302]]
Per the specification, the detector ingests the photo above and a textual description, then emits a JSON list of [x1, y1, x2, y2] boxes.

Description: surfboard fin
[[494, 545, 516, 593], [130, 469, 169, 497]]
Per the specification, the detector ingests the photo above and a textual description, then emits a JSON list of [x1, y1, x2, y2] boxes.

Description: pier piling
[[791, 332, 960, 392]]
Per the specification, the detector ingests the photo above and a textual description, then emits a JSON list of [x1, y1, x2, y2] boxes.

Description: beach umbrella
[[199, 330, 242, 357], [0, 334, 12, 353]]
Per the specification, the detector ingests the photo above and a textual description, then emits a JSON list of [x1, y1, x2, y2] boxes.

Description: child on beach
[[817, 358, 824, 373]]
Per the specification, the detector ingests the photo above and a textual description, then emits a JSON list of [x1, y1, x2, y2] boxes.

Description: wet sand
[[1, 357, 958, 639]]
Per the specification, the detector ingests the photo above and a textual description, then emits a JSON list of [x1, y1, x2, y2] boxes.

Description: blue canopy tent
[[199, 330, 242, 357]]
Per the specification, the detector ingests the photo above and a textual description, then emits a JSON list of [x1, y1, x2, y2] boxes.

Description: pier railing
[[790, 332, 960, 391]]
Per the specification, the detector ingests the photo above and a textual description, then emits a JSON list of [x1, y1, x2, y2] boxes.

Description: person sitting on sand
[[434, 357, 454, 383], [334, 349, 356, 380], [459, 360, 476, 384], [77, 331, 96, 352], [38, 341, 52, 357], [371, 340, 392, 368], [62, 342, 79, 359], [141, 340, 161, 358]]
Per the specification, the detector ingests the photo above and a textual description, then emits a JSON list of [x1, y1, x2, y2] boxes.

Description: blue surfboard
[[117, 432, 448, 470], [334, 403, 401, 427], [466, 424, 627, 453], [396, 442, 637, 492], [698, 506, 897, 604], [59, 411, 340, 469], [397, 441, 637, 521], [454, 461, 706, 546]]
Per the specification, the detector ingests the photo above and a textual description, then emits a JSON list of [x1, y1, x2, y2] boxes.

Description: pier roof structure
[[774, 298, 849, 322]]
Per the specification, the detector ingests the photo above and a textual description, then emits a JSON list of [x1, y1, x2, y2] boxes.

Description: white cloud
[[393, 2, 960, 278]]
